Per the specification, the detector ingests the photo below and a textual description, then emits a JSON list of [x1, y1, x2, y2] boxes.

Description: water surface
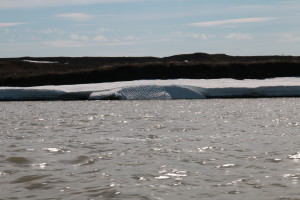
[[0, 99, 300, 200]]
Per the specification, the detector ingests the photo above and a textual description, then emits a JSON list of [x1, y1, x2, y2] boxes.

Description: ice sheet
[[0, 77, 300, 100]]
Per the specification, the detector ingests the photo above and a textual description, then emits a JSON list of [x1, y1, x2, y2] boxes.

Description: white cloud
[[225, 33, 253, 40], [279, 33, 300, 42], [93, 35, 108, 42], [189, 17, 275, 27], [42, 40, 88, 48], [41, 40, 135, 48], [39, 28, 64, 34], [55, 13, 94, 21], [71, 34, 89, 40], [0, 0, 143, 9], [0, 23, 24, 27], [172, 31, 214, 40], [98, 28, 110, 33], [280, 33, 300, 42], [126, 35, 138, 40], [39, 28, 55, 34], [4, 28, 11, 34]]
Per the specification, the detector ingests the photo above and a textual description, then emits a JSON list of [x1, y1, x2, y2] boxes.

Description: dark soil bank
[[1, 53, 300, 87]]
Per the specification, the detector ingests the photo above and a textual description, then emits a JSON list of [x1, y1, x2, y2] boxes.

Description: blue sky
[[1, 0, 300, 57]]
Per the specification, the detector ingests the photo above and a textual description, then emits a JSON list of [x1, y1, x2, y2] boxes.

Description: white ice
[[0, 77, 300, 100], [23, 60, 59, 64]]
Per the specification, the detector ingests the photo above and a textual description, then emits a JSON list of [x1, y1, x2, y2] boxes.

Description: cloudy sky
[[1, 0, 300, 57]]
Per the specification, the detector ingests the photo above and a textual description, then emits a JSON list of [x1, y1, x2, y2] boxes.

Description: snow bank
[[0, 78, 300, 100], [23, 60, 59, 64]]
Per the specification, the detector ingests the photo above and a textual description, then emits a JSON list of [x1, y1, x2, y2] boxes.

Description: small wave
[[11, 175, 48, 183], [7, 157, 32, 164]]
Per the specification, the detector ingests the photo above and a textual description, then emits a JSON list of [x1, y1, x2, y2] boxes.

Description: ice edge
[[0, 78, 300, 100]]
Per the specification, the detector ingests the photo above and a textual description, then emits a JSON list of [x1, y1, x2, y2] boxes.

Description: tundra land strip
[[1, 53, 300, 87]]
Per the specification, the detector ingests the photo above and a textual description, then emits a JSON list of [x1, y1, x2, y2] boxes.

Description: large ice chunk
[[89, 85, 206, 100]]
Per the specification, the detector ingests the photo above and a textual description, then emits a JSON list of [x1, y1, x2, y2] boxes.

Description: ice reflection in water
[[0, 99, 300, 200]]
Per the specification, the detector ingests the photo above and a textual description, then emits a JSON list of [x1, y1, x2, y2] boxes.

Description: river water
[[0, 99, 300, 200]]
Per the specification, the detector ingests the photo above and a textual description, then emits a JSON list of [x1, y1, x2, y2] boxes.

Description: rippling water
[[1, 99, 300, 200]]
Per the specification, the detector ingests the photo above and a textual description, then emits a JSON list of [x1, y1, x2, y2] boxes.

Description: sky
[[1, 0, 300, 57]]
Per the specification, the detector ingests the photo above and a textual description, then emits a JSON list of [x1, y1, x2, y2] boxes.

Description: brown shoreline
[[1, 52, 300, 87]]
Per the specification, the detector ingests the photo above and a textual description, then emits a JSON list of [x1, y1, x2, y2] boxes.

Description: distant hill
[[163, 52, 300, 62], [1, 52, 300, 86]]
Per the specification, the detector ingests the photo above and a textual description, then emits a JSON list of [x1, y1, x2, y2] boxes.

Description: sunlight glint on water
[[0, 99, 300, 200]]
